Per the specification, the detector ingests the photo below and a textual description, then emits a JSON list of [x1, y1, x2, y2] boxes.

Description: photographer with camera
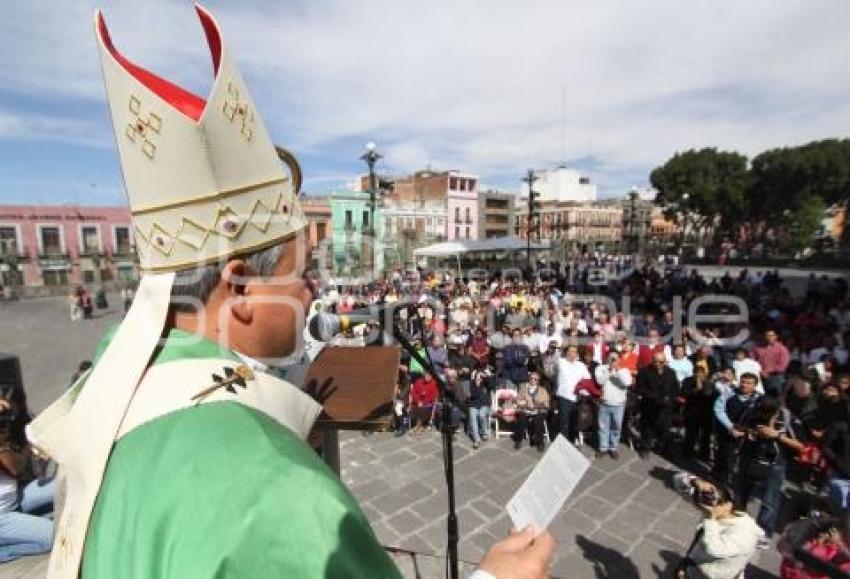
[[0, 383, 54, 562], [675, 476, 764, 579], [735, 396, 804, 549]]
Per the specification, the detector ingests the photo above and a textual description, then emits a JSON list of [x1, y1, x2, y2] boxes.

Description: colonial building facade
[[515, 200, 623, 251], [0, 204, 137, 293], [299, 197, 333, 266], [328, 190, 385, 276], [477, 189, 516, 239]]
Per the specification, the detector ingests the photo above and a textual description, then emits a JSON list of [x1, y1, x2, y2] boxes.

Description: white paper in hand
[[506, 435, 590, 534]]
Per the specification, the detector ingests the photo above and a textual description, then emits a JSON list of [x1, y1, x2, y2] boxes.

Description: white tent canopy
[[413, 236, 548, 257]]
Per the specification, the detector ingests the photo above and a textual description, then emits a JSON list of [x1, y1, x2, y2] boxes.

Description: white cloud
[[0, 108, 109, 147], [1, 0, 849, 197]]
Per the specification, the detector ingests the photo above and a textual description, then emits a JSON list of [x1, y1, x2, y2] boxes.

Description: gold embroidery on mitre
[[136, 192, 302, 263], [147, 223, 175, 256], [125, 95, 162, 160], [214, 207, 247, 239], [222, 82, 254, 141], [248, 191, 282, 233], [175, 217, 211, 250]]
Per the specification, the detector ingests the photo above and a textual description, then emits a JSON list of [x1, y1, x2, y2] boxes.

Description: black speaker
[[0, 353, 22, 392]]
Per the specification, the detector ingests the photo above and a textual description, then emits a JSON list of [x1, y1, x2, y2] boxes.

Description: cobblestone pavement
[[0, 295, 784, 578], [345, 431, 781, 578]]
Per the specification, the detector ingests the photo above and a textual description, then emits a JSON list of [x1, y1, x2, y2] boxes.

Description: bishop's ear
[[221, 259, 253, 324]]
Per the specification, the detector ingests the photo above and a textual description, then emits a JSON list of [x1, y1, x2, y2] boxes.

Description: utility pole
[[522, 169, 540, 270]]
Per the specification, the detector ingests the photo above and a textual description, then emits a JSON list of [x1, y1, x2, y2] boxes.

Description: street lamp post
[[522, 169, 540, 270], [360, 142, 382, 278]]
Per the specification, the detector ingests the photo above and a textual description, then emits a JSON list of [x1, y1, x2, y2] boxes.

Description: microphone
[[307, 303, 421, 342]]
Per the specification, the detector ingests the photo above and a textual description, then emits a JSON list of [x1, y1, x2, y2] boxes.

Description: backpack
[[574, 396, 597, 433]]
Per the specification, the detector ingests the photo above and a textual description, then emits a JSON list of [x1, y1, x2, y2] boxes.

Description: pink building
[[300, 197, 333, 253], [446, 172, 478, 241], [0, 205, 137, 292]]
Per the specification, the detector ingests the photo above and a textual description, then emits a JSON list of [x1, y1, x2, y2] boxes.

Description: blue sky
[[1, 0, 848, 206]]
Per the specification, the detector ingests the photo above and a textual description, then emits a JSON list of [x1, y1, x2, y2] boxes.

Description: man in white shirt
[[556, 345, 591, 442], [732, 347, 761, 377], [523, 326, 544, 354], [667, 345, 694, 386], [539, 324, 561, 354], [595, 352, 632, 459]]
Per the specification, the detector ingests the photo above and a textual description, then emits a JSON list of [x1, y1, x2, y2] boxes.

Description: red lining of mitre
[[95, 6, 224, 122], [195, 4, 222, 76]]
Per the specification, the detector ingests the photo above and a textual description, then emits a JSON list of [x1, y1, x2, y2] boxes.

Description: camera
[[673, 473, 721, 507]]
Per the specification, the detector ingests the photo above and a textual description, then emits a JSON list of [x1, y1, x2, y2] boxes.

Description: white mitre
[[98, 3, 306, 271], [29, 6, 310, 578]]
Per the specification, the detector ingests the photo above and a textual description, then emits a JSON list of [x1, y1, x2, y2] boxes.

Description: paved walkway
[[344, 431, 781, 578]]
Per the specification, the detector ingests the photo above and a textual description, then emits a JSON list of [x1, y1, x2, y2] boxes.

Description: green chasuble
[[80, 329, 401, 579]]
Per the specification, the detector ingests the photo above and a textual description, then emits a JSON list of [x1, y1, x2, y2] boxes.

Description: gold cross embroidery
[[55, 512, 75, 569], [222, 82, 254, 140], [125, 95, 162, 160]]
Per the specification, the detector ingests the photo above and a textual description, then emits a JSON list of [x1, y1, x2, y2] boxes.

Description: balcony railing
[[39, 250, 69, 260], [0, 248, 29, 261], [111, 247, 136, 259], [78, 248, 105, 258]]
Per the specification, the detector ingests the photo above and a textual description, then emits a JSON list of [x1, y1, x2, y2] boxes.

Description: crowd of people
[[322, 259, 850, 576]]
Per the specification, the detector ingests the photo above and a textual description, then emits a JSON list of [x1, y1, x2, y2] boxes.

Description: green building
[[329, 189, 385, 277]]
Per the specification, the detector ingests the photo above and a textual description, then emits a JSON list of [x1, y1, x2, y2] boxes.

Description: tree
[[749, 139, 850, 248], [649, 148, 749, 244], [778, 195, 826, 253], [750, 139, 850, 208]]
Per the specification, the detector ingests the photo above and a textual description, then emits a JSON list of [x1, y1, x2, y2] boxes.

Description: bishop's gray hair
[[170, 242, 285, 312]]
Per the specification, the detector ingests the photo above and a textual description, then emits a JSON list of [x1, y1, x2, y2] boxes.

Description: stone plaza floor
[[0, 293, 785, 577]]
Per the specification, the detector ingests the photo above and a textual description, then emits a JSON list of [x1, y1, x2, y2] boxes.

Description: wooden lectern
[[305, 345, 400, 473]]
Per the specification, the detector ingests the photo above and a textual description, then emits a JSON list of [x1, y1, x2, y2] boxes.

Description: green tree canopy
[[749, 139, 850, 219], [649, 148, 749, 233], [779, 195, 827, 252]]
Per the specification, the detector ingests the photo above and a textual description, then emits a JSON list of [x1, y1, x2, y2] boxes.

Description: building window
[[40, 226, 62, 256], [115, 226, 131, 254], [81, 226, 99, 255], [362, 211, 369, 228], [455, 226, 460, 238], [345, 210, 353, 227], [465, 207, 471, 223], [316, 222, 327, 242], [83, 270, 96, 284], [465, 226, 470, 239], [43, 270, 67, 286], [0, 227, 18, 257], [455, 207, 460, 222], [450, 177, 458, 190]]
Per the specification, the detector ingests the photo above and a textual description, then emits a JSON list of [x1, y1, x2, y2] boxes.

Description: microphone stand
[[391, 322, 459, 579]]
